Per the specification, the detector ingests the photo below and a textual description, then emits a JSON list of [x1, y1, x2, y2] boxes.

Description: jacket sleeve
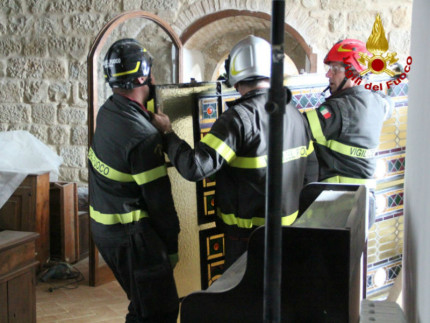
[[129, 133, 180, 255], [164, 109, 244, 182]]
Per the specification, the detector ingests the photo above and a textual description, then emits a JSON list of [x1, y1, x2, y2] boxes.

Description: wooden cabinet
[[78, 211, 89, 260], [49, 182, 89, 263], [49, 182, 79, 263], [0, 230, 39, 323], [0, 173, 50, 269]]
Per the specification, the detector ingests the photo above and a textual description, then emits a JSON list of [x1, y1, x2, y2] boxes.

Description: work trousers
[[91, 219, 179, 323]]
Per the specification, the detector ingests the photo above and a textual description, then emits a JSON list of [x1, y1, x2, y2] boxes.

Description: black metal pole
[[263, 1, 286, 322]]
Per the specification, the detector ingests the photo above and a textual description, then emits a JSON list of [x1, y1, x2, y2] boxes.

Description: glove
[[168, 253, 179, 269]]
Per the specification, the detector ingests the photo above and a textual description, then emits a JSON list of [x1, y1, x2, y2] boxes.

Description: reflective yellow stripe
[[307, 109, 327, 145], [282, 211, 299, 226], [230, 143, 313, 169], [89, 148, 167, 184], [218, 210, 298, 228], [307, 110, 376, 159], [283, 145, 308, 163], [201, 133, 236, 163], [112, 61, 141, 77], [230, 156, 267, 168], [147, 99, 155, 113], [323, 176, 376, 188], [327, 140, 377, 158], [90, 205, 148, 225], [133, 165, 167, 185], [88, 148, 134, 182]]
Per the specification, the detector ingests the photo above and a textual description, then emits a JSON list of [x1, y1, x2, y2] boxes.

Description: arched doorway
[[180, 10, 317, 82]]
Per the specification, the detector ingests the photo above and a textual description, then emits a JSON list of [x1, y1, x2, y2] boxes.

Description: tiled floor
[[36, 259, 129, 323]]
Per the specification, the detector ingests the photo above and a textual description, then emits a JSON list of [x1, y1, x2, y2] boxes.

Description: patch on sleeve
[[318, 106, 332, 119]]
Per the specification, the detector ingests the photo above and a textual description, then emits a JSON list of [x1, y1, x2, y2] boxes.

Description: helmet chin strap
[[130, 72, 155, 101], [334, 76, 348, 94]]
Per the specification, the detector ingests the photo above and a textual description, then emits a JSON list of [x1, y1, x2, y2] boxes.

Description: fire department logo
[[358, 14, 398, 77]]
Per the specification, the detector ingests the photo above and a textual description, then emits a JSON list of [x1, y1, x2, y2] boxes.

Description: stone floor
[[35, 257, 402, 322], [36, 258, 129, 323]]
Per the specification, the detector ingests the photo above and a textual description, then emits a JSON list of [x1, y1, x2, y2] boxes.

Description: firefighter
[[151, 35, 317, 268], [304, 39, 393, 228], [88, 38, 180, 322]]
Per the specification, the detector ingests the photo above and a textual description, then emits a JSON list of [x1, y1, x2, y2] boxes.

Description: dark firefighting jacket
[[89, 93, 180, 255], [305, 86, 393, 187], [164, 89, 318, 239]]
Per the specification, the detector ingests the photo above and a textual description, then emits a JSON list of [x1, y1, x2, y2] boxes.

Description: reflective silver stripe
[[90, 205, 148, 225], [88, 148, 134, 182]]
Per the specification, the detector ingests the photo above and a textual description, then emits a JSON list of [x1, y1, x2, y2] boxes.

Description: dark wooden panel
[[50, 182, 79, 263], [8, 270, 36, 323], [0, 241, 36, 277], [0, 282, 8, 323], [0, 173, 50, 269], [0, 231, 38, 323], [33, 173, 50, 268], [78, 211, 89, 260], [0, 193, 27, 231]]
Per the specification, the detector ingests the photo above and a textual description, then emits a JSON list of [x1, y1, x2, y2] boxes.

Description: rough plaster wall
[[156, 83, 217, 297], [0, 0, 413, 185]]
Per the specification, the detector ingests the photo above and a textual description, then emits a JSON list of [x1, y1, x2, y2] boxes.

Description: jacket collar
[[111, 93, 150, 119], [227, 88, 268, 108]]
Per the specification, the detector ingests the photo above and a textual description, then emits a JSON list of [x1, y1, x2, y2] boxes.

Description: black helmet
[[103, 38, 153, 89]]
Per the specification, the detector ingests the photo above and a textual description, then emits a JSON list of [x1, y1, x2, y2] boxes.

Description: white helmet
[[226, 35, 271, 87]]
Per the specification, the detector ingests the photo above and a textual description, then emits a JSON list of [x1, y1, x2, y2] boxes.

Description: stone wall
[[0, 0, 413, 185]]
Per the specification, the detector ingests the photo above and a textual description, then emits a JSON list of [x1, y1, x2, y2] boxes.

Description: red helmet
[[324, 39, 369, 72]]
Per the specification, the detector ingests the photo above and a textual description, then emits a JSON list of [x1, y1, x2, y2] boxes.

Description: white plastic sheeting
[[0, 130, 63, 208]]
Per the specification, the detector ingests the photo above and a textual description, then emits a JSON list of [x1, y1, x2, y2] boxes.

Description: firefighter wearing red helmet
[[323, 39, 370, 93], [89, 38, 180, 322], [304, 39, 393, 229]]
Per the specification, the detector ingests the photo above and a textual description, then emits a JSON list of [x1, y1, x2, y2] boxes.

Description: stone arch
[[180, 10, 316, 72], [173, 2, 318, 74]]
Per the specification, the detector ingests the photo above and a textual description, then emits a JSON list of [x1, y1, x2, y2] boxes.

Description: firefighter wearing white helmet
[[225, 35, 272, 87], [89, 38, 180, 322], [152, 35, 318, 268]]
